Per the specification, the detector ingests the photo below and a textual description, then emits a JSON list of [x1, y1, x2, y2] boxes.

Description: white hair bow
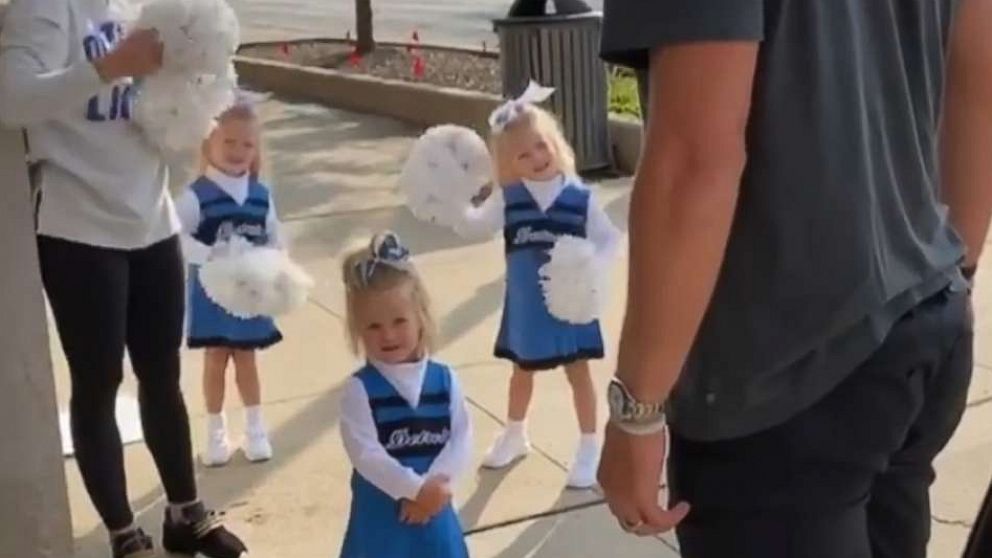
[[488, 80, 555, 132], [233, 88, 272, 108]]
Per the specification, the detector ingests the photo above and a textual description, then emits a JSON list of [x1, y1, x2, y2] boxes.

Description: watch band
[[633, 401, 664, 421], [609, 377, 667, 429], [610, 416, 667, 436]]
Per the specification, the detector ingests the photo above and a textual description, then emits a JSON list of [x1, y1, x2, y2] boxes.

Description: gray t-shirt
[[602, 0, 967, 441]]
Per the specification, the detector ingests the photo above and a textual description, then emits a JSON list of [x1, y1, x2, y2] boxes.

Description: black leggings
[[39, 235, 196, 530]]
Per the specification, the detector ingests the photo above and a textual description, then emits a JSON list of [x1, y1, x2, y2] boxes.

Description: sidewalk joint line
[[966, 394, 992, 409], [463, 499, 606, 537], [931, 514, 974, 529], [307, 296, 343, 320], [463, 394, 571, 472]]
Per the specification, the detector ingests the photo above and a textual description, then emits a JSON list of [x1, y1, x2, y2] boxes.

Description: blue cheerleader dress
[[340, 362, 469, 558], [186, 175, 283, 349], [494, 181, 605, 371]]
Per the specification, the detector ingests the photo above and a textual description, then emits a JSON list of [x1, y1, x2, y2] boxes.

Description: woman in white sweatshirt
[[0, 1, 247, 557]]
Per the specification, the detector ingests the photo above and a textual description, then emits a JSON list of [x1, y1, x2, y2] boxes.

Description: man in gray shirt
[[596, 1, 992, 557]]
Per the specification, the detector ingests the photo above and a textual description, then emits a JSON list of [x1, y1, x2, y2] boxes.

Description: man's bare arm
[[942, 0, 992, 270], [617, 42, 758, 402]]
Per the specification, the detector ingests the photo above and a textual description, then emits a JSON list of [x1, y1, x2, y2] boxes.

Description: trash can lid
[[493, 10, 602, 28], [503, 0, 594, 18]]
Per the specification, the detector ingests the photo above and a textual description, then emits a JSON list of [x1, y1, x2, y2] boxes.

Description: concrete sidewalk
[[54, 98, 990, 557]]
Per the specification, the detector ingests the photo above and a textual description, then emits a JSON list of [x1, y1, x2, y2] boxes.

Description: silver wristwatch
[[607, 377, 667, 435]]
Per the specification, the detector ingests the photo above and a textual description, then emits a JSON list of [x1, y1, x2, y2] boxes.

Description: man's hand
[[93, 29, 163, 82], [413, 476, 451, 518], [598, 423, 690, 536]]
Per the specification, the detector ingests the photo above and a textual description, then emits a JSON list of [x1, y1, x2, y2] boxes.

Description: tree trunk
[[355, 0, 374, 55]]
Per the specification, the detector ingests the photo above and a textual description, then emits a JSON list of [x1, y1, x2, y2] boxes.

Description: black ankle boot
[[162, 502, 247, 558], [110, 527, 154, 558]]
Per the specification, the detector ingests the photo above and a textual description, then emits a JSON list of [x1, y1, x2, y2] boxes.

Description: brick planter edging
[[238, 38, 499, 59], [234, 56, 643, 174]]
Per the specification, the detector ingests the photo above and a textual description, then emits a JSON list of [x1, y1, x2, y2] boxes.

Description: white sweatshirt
[[339, 359, 473, 502], [0, 0, 179, 250]]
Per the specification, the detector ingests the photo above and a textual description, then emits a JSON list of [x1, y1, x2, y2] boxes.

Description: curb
[[233, 56, 642, 174], [238, 38, 498, 59]]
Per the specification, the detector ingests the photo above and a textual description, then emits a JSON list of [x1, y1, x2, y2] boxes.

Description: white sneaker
[[202, 426, 232, 467], [243, 429, 273, 463], [481, 427, 531, 469], [566, 440, 600, 489]]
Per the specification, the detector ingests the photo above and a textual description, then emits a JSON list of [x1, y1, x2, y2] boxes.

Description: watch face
[[607, 381, 627, 419]]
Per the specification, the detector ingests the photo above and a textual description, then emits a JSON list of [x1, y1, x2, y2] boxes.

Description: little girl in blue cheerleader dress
[[456, 86, 621, 489], [176, 99, 282, 467], [338, 232, 473, 558]]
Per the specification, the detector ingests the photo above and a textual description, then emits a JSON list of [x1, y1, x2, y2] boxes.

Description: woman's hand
[[93, 29, 164, 82]]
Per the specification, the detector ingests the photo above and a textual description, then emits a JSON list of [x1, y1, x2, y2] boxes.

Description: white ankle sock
[[208, 413, 226, 432], [245, 406, 265, 433], [578, 433, 598, 454], [506, 420, 526, 437]]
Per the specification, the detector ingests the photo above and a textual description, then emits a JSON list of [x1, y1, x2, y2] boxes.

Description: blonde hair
[[199, 103, 263, 177], [340, 234, 438, 356], [489, 104, 576, 186]]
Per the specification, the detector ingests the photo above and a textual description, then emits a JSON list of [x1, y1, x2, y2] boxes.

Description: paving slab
[[933, 399, 992, 509], [929, 521, 973, 558], [966, 365, 992, 408], [467, 503, 681, 558], [260, 99, 419, 220], [973, 320, 992, 370]]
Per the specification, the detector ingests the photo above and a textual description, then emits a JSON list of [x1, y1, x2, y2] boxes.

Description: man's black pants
[[669, 286, 973, 558]]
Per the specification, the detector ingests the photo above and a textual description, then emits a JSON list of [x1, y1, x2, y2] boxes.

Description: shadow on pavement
[[71, 384, 346, 558]]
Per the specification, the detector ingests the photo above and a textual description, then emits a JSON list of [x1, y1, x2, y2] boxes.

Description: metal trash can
[[494, 1, 611, 172]]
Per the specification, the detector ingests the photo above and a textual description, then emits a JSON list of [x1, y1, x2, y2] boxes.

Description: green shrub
[[608, 66, 641, 118]]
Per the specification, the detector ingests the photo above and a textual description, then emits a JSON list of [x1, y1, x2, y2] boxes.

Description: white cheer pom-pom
[[133, 0, 240, 152], [199, 237, 314, 319], [135, 0, 239, 75], [539, 236, 608, 325], [398, 125, 492, 229], [135, 71, 236, 153]]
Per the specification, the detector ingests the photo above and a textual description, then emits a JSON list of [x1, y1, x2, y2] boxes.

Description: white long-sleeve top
[[339, 359, 473, 502], [455, 174, 622, 260], [174, 166, 284, 265], [0, 0, 179, 250]]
